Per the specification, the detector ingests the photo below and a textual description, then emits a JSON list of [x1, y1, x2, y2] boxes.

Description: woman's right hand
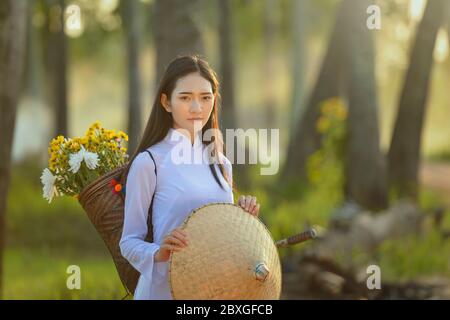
[[154, 228, 189, 262]]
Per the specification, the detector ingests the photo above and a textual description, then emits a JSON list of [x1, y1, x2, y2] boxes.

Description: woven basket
[[77, 163, 153, 296]]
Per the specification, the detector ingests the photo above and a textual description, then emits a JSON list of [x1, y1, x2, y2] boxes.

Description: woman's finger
[[174, 228, 187, 237], [252, 203, 260, 217], [238, 195, 245, 207], [245, 195, 253, 211], [172, 230, 189, 245], [240, 195, 247, 209], [172, 228, 187, 239], [242, 196, 249, 210], [248, 196, 257, 212], [165, 235, 186, 248], [171, 235, 187, 247], [162, 244, 181, 252]]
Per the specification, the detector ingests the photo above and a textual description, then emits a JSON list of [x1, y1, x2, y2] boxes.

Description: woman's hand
[[238, 195, 260, 217], [154, 227, 189, 262]]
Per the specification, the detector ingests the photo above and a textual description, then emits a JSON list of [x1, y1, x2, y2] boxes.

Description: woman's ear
[[160, 93, 171, 113]]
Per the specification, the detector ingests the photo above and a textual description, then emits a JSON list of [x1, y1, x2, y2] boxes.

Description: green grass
[[371, 186, 450, 281], [375, 229, 450, 281], [4, 161, 128, 300], [3, 247, 125, 300]]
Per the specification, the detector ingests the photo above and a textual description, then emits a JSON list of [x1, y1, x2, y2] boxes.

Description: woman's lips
[[188, 118, 203, 121]]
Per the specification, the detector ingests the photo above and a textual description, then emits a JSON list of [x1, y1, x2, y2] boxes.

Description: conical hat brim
[[169, 203, 282, 300]]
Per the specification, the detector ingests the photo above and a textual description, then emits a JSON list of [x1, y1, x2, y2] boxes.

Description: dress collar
[[164, 128, 203, 150]]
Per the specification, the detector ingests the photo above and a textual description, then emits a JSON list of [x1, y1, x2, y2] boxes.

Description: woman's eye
[[203, 96, 212, 101], [180, 96, 190, 101]]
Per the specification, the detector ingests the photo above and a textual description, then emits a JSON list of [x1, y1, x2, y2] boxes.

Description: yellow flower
[[50, 139, 59, 148], [80, 137, 88, 146], [316, 117, 330, 133], [49, 156, 58, 171], [63, 139, 73, 150], [335, 104, 348, 120], [92, 121, 101, 130], [86, 128, 94, 137], [110, 143, 118, 151], [70, 140, 81, 152], [55, 135, 65, 144], [320, 101, 334, 116], [118, 131, 128, 142]]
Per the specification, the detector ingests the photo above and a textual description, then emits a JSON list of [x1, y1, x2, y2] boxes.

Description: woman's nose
[[190, 100, 202, 113]]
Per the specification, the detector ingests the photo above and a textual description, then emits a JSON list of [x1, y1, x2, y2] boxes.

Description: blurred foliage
[[306, 97, 347, 186], [428, 149, 450, 162]]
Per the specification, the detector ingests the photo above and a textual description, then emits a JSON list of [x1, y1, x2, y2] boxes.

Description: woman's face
[[161, 72, 215, 142]]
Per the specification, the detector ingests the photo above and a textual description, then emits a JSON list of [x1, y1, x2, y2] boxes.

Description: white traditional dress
[[119, 128, 234, 300]]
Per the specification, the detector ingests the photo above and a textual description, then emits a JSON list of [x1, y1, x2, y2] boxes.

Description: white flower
[[83, 150, 99, 169], [69, 150, 84, 173], [69, 145, 99, 173], [40, 168, 58, 203]]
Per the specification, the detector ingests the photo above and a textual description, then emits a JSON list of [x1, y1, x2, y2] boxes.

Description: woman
[[119, 54, 260, 300]]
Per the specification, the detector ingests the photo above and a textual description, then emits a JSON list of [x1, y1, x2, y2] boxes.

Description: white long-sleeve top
[[119, 128, 234, 300]]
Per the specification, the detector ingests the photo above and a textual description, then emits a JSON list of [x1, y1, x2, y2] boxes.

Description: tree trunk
[[24, 0, 41, 99], [217, 0, 250, 190], [344, 0, 388, 210], [218, 0, 236, 132], [282, 2, 347, 180], [43, 0, 68, 137], [0, 0, 27, 298], [262, 0, 277, 128], [154, 0, 204, 83], [288, 0, 309, 132], [388, 0, 447, 200], [122, 0, 142, 155]]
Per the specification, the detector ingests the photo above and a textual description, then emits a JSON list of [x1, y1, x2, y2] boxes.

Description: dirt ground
[[420, 162, 450, 205]]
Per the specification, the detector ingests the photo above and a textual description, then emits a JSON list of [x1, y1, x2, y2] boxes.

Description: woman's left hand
[[238, 195, 260, 217]]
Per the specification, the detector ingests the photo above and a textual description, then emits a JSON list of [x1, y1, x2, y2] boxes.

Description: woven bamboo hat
[[168, 203, 282, 300]]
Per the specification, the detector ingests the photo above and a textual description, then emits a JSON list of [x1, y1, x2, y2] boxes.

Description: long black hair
[[123, 54, 233, 191]]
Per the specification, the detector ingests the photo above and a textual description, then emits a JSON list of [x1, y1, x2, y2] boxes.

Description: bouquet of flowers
[[41, 121, 150, 296], [40, 121, 129, 203]]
